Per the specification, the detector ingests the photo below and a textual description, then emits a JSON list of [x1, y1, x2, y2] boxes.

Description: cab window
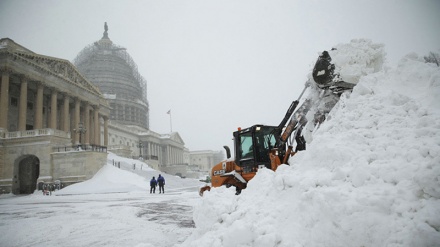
[[240, 132, 253, 160], [254, 128, 276, 162]]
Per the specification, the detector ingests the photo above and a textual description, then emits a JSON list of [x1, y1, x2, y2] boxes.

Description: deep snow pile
[[181, 40, 440, 247], [56, 152, 201, 195], [304, 39, 386, 142]]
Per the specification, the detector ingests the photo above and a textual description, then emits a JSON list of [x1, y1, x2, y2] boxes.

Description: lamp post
[[137, 141, 144, 159], [74, 122, 87, 150]]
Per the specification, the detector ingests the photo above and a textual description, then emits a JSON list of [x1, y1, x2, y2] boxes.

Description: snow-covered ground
[[1, 39, 439, 247], [0, 153, 204, 247]]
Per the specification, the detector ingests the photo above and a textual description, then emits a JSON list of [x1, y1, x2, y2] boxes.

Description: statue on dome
[[103, 22, 109, 39]]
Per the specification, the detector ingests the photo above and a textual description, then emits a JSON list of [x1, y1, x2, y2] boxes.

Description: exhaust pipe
[[223, 146, 231, 159]]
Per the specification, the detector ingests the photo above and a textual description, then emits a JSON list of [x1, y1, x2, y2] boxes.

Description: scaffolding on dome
[[73, 42, 148, 105]]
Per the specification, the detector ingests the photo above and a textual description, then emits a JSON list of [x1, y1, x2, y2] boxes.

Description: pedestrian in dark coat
[[150, 177, 157, 194], [157, 174, 165, 194]]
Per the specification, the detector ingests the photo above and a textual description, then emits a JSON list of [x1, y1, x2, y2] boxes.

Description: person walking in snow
[[157, 174, 165, 194], [42, 183, 48, 195], [150, 176, 157, 194]]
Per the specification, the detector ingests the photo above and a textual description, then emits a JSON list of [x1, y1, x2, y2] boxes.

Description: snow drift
[[181, 40, 440, 247], [56, 152, 200, 195]]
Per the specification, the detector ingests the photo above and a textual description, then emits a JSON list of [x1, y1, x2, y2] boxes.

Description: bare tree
[[424, 52, 440, 67]]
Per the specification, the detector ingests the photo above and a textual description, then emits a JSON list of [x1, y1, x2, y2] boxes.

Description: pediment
[[170, 132, 185, 145], [1, 38, 102, 96], [16, 52, 101, 95]]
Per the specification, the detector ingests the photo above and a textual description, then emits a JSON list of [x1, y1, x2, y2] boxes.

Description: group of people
[[150, 174, 165, 194], [40, 181, 62, 196]]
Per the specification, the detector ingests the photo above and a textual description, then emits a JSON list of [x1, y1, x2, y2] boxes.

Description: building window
[[27, 102, 33, 110]]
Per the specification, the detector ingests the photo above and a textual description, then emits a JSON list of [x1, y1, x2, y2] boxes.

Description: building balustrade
[[53, 144, 107, 153], [145, 155, 159, 160], [130, 154, 158, 160], [107, 144, 131, 150], [2, 128, 71, 139]]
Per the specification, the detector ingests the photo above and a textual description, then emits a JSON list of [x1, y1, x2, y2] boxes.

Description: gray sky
[[1, 0, 439, 151]]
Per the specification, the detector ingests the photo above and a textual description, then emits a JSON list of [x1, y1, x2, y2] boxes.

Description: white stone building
[[0, 38, 110, 194], [0, 24, 223, 194], [190, 150, 225, 174]]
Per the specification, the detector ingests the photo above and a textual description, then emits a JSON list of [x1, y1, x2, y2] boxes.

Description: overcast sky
[[1, 0, 439, 152]]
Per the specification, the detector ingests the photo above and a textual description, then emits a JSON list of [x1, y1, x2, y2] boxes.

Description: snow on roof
[[103, 93, 116, 100]]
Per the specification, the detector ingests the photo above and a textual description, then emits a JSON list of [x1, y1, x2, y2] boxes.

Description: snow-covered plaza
[[0, 154, 203, 247]]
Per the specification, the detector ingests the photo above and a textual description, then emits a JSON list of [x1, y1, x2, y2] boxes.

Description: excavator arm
[[274, 81, 311, 152]]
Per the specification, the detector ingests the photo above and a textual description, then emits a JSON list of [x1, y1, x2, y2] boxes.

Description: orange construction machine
[[199, 50, 355, 196], [199, 95, 310, 196]]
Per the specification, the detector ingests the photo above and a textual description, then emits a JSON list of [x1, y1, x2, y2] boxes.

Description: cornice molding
[[0, 47, 103, 99], [12, 51, 101, 95]]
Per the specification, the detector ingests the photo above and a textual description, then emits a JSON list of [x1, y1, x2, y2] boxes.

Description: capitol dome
[[73, 23, 149, 129]]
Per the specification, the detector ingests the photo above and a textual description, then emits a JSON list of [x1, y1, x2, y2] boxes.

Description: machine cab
[[233, 125, 277, 173]]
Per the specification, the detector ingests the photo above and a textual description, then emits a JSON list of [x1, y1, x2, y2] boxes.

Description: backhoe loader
[[200, 50, 355, 196]]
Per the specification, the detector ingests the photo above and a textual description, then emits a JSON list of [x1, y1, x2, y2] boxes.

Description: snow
[[0, 153, 204, 247], [103, 93, 116, 99], [56, 152, 202, 195], [182, 40, 440, 247], [1, 39, 439, 247]]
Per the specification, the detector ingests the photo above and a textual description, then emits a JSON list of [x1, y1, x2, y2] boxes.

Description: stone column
[[18, 77, 28, 131], [167, 145, 173, 165], [62, 95, 70, 132], [167, 146, 170, 166], [89, 108, 94, 145], [171, 147, 174, 164], [34, 83, 44, 130], [74, 98, 80, 144], [0, 72, 10, 130], [49, 89, 57, 129], [170, 147, 172, 164], [94, 107, 100, 146], [84, 103, 90, 145], [104, 116, 108, 146]]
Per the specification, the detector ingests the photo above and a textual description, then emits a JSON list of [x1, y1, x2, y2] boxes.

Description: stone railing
[[144, 155, 159, 160], [3, 128, 71, 139], [107, 144, 131, 150], [53, 144, 107, 153]]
